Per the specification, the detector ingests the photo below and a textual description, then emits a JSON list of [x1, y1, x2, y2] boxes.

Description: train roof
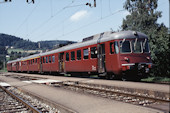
[[40, 30, 148, 56], [7, 30, 148, 63]]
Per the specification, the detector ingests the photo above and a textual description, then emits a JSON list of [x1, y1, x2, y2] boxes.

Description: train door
[[97, 44, 106, 73], [10, 63, 12, 71], [59, 52, 65, 72], [40, 57, 43, 73], [16, 62, 19, 72]]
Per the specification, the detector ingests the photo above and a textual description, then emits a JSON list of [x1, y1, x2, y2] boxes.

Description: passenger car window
[[66, 52, 69, 61], [52, 56, 55, 63], [49, 56, 51, 63], [43, 57, 45, 63], [91, 47, 97, 58], [71, 51, 75, 60], [77, 50, 81, 60], [83, 49, 89, 59], [46, 56, 48, 63]]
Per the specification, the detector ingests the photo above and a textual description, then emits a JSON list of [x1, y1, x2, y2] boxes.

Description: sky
[[0, 0, 169, 42]]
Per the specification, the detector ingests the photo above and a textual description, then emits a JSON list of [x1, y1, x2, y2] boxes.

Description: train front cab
[[108, 37, 152, 80]]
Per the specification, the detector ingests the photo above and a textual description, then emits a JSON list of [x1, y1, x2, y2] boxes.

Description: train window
[[46, 56, 48, 63], [77, 50, 81, 60], [49, 56, 51, 63], [83, 49, 89, 59], [71, 51, 75, 61], [36, 59, 37, 63], [52, 56, 55, 63], [33, 59, 34, 64], [110, 41, 119, 54], [132, 39, 142, 53], [91, 47, 97, 58], [31, 60, 32, 64], [120, 40, 131, 53], [66, 52, 69, 61], [43, 57, 45, 63]]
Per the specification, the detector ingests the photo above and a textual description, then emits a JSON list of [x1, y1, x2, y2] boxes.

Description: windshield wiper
[[143, 38, 147, 49], [134, 38, 137, 50], [120, 38, 125, 47]]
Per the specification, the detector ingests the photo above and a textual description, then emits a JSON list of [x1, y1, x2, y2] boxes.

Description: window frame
[[46, 56, 48, 63], [90, 47, 97, 58], [49, 56, 51, 63], [83, 48, 89, 59], [110, 41, 119, 54], [77, 50, 81, 60], [120, 40, 132, 53], [71, 51, 75, 61], [52, 55, 55, 63], [66, 52, 69, 61], [131, 40, 143, 53], [43, 57, 45, 64]]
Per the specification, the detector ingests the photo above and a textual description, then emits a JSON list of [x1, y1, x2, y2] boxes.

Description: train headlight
[[146, 57, 150, 60], [148, 64, 152, 68], [124, 57, 129, 62]]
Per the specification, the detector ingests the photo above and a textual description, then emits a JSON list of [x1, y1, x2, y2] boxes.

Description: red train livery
[[7, 31, 152, 80]]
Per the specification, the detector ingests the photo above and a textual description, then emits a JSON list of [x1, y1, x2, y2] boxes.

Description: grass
[[141, 76, 170, 83]]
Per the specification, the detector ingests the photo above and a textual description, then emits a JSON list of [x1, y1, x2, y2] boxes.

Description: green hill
[[0, 33, 38, 50]]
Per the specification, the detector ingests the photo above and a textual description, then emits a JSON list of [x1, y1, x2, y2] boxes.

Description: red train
[[7, 31, 152, 80]]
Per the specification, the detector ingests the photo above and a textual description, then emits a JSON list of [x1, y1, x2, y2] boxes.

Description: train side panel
[[105, 41, 121, 75], [64, 45, 98, 73]]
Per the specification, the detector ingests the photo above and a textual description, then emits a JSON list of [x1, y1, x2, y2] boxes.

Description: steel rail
[[65, 83, 170, 103], [0, 86, 42, 113]]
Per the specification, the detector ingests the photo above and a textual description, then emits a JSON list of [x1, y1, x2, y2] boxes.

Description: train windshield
[[120, 38, 150, 53], [131, 39, 142, 53], [132, 39, 150, 53], [120, 40, 131, 53]]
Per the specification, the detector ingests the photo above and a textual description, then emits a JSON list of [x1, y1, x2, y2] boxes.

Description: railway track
[[0, 86, 41, 113], [0, 85, 60, 113], [2, 73, 170, 112], [49, 81, 169, 112], [52, 81, 169, 103]]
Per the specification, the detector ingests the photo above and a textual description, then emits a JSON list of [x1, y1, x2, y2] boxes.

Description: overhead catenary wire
[[55, 9, 125, 40], [25, 0, 76, 39], [63, 3, 87, 9], [35, 8, 125, 41], [35, 7, 84, 41], [100, 0, 102, 19], [14, 0, 40, 36], [109, 0, 112, 14], [50, 0, 53, 17]]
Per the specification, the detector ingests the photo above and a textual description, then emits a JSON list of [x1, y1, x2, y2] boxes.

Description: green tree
[[122, 0, 170, 76]]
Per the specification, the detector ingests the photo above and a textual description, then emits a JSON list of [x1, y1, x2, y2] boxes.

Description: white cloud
[[70, 10, 88, 21], [123, 11, 130, 16]]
